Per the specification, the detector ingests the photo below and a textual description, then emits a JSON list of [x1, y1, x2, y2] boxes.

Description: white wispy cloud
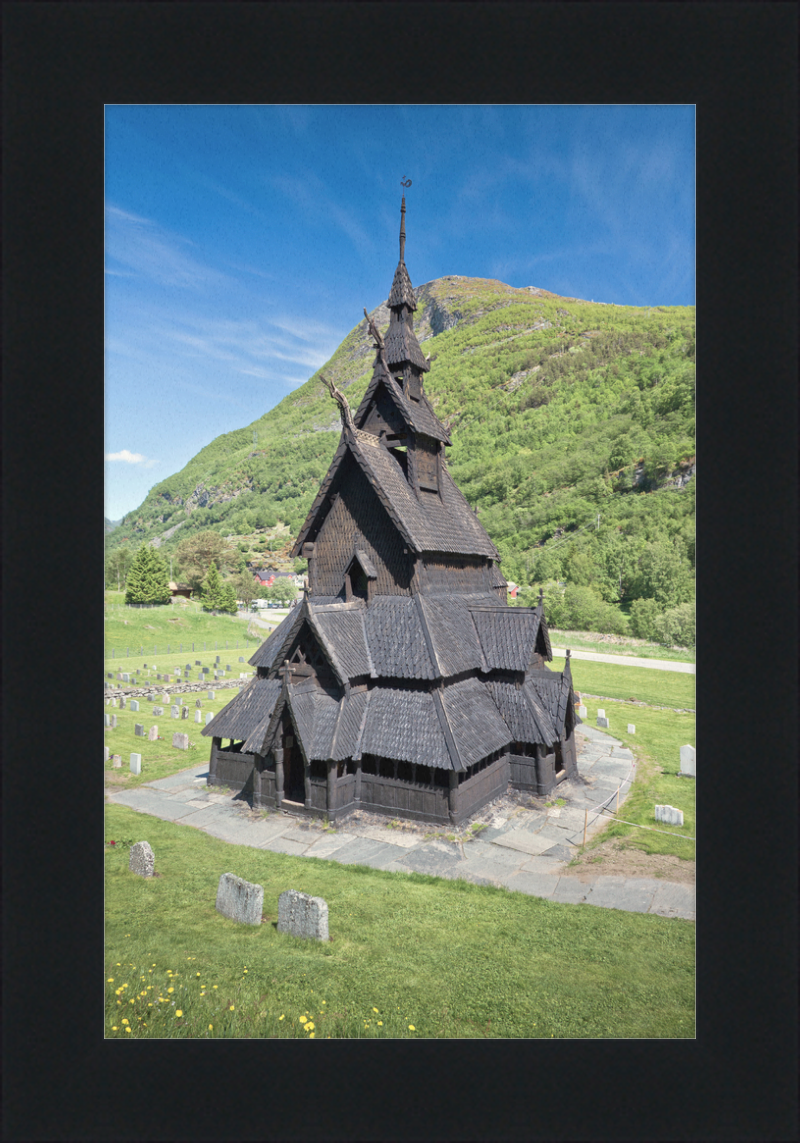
[[105, 204, 234, 290], [268, 172, 376, 260], [105, 449, 158, 468]]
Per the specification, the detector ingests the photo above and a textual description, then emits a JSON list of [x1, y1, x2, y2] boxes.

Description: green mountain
[[104, 516, 121, 535], [106, 275, 695, 638]]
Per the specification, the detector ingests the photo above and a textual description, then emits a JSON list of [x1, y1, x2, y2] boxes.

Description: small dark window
[[433, 767, 449, 788], [362, 755, 377, 775], [379, 758, 396, 780], [309, 759, 326, 780], [416, 765, 431, 786], [397, 760, 413, 783]]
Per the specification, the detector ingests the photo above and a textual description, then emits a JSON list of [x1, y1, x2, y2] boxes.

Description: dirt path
[[566, 838, 695, 885]]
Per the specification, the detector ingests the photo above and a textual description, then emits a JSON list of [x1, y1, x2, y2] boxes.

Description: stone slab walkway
[[105, 727, 694, 921]]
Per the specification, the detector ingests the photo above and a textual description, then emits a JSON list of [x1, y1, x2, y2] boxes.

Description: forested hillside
[[106, 276, 695, 642]]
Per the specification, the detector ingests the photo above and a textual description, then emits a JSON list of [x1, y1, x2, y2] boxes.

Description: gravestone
[[577, 704, 587, 719], [108, 672, 113, 678], [196, 699, 202, 708], [104, 714, 111, 727], [195, 660, 201, 666], [157, 674, 162, 681], [203, 667, 209, 674], [215, 656, 220, 664], [134, 723, 144, 737], [205, 712, 214, 726], [148, 725, 158, 741], [226, 664, 231, 671], [186, 663, 192, 670], [164, 675, 171, 684], [112, 699, 118, 707], [597, 708, 605, 719], [111, 715, 117, 728], [208, 691, 215, 700], [122, 674, 129, 683], [130, 753, 142, 775], [239, 656, 245, 663], [655, 804, 684, 827], [627, 724, 636, 734], [171, 705, 180, 719], [679, 745, 696, 777], [172, 732, 189, 750], [112, 755, 121, 768], [130, 700, 139, 712], [117, 673, 123, 680], [597, 716, 610, 729], [277, 889, 329, 942], [152, 706, 163, 716], [104, 746, 109, 762], [119, 699, 126, 709], [215, 873, 263, 926], [195, 710, 203, 723], [181, 706, 188, 719], [129, 841, 154, 878]]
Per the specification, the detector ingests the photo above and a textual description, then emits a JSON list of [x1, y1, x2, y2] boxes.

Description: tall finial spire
[[400, 177, 411, 263]]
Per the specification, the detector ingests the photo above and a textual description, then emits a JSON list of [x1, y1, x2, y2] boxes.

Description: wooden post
[[304, 763, 312, 809], [615, 785, 620, 814], [448, 770, 459, 825], [327, 762, 336, 815], [253, 758, 262, 807], [274, 745, 284, 809], [355, 759, 362, 804], [582, 809, 588, 847]]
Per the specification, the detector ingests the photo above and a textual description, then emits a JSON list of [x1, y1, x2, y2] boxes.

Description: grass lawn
[[104, 804, 695, 1039], [549, 628, 695, 664], [568, 657, 695, 710]]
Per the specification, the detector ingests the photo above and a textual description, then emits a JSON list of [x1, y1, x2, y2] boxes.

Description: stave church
[[202, 193, 580, 825]]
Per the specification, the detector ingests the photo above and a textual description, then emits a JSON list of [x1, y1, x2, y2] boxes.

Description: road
[[550, 647, 695, 673]]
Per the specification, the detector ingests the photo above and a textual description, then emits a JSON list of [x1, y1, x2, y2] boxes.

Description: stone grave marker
[[111, 715, 117, 728], [597, 708, 605, 718], [655, 804, 684, 827], [277, 889, 329, 942], [577, 704, 587, 719], [226, 664, 231, 671], [208, 690, 215, 700], [108, 672, 113, 678], [134, 723, 144, 737], [157, 674, 162, 681], [130, 700, 139, 712], [205, 712, 214, 726], [130, 753, 142, 775], [195, 710, 203, 723], [152, 706, 163, 716], [148, 725, 158, 741], [122, 673, 130, 683], [215, 873, 263, 926], [112, 755, 121, 768], [239, 656, 244, 663], [679, 745, 696, 777], [171, 705, 180, 719], [172, 732, 189, 750], [628, 724, 636, 734], [104, 714, 111, 727], [185, 663, 192, 671], [597, 715, 610, 729], [181, 706, 189, 719], [120, 699, 126, 709], [129, 841, 154, 878], [104, 746, 109, 762], [195, 660, 201, 666], [215, 656, 220, 663], [196, 699, 202, 708], [112, 698, 118, 707]]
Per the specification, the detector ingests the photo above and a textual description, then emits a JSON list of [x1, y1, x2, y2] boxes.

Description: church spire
[[400, 191, 407, 263]]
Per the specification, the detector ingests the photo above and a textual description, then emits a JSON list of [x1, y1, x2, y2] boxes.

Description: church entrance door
[[282, 727, 305, 804]]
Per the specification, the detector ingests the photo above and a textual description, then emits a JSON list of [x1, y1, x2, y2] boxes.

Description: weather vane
[[401, 177, 412, 188]]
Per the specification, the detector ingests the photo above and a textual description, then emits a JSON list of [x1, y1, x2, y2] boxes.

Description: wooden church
[[202, 194, 580, 825]]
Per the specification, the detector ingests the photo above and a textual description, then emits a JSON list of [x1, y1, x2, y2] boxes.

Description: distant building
[[168, 581, 193, 600], [253, 568, 303, 589]]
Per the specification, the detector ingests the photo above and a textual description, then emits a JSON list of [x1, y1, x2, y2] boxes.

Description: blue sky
[[105, 104, 695, 521]]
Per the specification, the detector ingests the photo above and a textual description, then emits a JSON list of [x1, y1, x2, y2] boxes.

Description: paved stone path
[[105, 724, 694, 921]]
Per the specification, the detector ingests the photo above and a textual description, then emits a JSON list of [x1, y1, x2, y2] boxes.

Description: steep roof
[[353, 365, 449, 443], [384, 311, 430, 372], [201, 675, 282, 742]]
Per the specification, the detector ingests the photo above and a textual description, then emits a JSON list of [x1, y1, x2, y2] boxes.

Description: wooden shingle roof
[[384, 311, 430, 372], [201, 676, 282, 742], [354, 366, 449, 443]]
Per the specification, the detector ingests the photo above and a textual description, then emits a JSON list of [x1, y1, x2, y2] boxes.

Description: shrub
[[629, 597, 661, 640], [654, 601, 695, 648]]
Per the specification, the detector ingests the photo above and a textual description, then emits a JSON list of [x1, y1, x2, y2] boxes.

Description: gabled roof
[[384, 311, 430, 372], [353, 365, 449, 443], [201, 675, 282, 743], [439, 676, 511, 768], [469, 607, 543, 671], [387, 260, 417, 310], [359, 686, 451, 769]]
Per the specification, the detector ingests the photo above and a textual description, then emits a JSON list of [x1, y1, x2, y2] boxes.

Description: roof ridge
[[431, 685, 465, 771], [413, 593, 442, 677]]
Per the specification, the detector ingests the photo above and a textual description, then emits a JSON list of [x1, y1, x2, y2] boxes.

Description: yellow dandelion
[[408, 1025, 416, 1031], [279, 1015, 285, 1021], [208, 1024, 213, 1031], [117, 963, 121, 966], [372, 1007, 379, 1013], [243, 969, 248, 973], [378, 1021, 383, 1026], [200, 992, 206, 997], [122, 1018, 129, 1025], [196, 973, 201, 977], [306, 1022, 315, 1031], [322, 1000, 326, 1005], [125, 1027, 131, 1033], [107, 978, 114, 983], [309, 1032, 315, 1038], [229, 1005, 235, 1011], [148, 1003, 153, 1007], [167, 987, 174, 993], [299, 1016, 307, 1024], [176, 1010, 183, 1017], [213, 985, 218, 989], [129, 999, 135, 1005], [111, 1026, 118, 1031]]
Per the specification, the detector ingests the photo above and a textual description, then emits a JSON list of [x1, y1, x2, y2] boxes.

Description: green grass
[[549, 628, 695, 663], [568, 657, 695, 710], [576, 698, 695, 861], [105, 804, 695, 1039]]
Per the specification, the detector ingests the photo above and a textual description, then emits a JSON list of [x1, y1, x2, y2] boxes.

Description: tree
[[232, 571, 259, 609], [124, 544, 171, 605], [106, 547, 133, 590], [201, 561, 232, 613], [174, 530, 231, 592]]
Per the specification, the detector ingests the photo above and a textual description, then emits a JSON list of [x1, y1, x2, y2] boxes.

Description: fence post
[[126, 647, 129, 658], [615, 786, 620, 813], [112, 649, 115, 658], [582, 810, 588, 847]]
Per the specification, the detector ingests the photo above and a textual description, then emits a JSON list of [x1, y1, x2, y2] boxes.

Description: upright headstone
[[181, 706, 188, 719], [152, 706, 164, 717], [111, 715, 117, 728], [597, 716, 610, 729], [172, 732, 189, 750], [112, 755, 122, 768], [195, 710, 203, 723], [104, 746, 110, 762], [104, 714, 111, 727], [577, 704, 587, 719], [195, 660, 202, 666], [679, 745, 696, 777], [627, 724, 636, 734], [129, 841, 154, 878], [148, 725, 158, 741], [196, 699, 202, 708], [205, 712, 214, 726], [134, 723, 144, 737], [119, 698, 126, 709], [171, 705, 180, 719], [226, 664, 231, 671], [208, 691, 215, 700], [157, 674, 162, 681], [597, 709, 605, 719], [215, 656, 220, 664], [277, 889, 329, 942], [122, 673, 130, 683], [130, 753, 142, 775], [112, 699, 118, 708], [238, 656, 245, 663], [130, 700, 139, 712], [655, 804, 684, 827], [186, 664, 192, 671], [215, 873, 263, 926]]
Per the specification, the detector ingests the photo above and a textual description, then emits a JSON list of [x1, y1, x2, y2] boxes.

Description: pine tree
[[201, 561, 224, 612], [124, 544, 171, 605], [219, 581, 238, 614]]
